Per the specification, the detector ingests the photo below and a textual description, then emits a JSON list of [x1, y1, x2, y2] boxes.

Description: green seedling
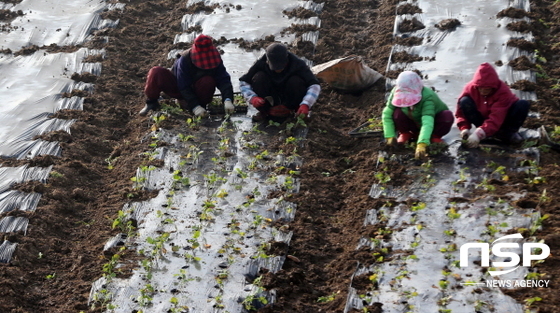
[[285, 136, 298, 144], [530, 214, 550, 235], [524, 296, 542, 308], [317, 292, 336, 303], [447, 207, 461, 219], [178, 133, 194, 142], [137, 284, 155, 307], [411, 202, 426, 212], [476, 177, 496, 191], [151, 114, 166, 128], [105, 156, 119, 170], [172, 170, 191, 187], [374, 169, 391, 184], [268, 120, 281, 127], [242, 294, 269, 310], [50, 171, 64, 178], [443, 229, 456, 236], [186, 116, 202, 129], [525, 272, 544, 280]]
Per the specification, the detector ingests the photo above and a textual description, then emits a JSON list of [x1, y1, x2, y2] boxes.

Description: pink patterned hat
[[392, 71, 423, 107]]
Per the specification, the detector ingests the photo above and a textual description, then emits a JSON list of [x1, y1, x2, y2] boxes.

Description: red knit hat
[[191, 34, 221, 69]]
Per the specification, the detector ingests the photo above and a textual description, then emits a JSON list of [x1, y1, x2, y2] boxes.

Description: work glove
[[296, 104, 309, 117], [249, 96, 266, 109], [460, 129, 471, 140], [386, 137, 396, 147], [415, 143, 427, 159], [466, 127, 486, 148], [224, 99, 235, 114], [192, 105, 208, 118]]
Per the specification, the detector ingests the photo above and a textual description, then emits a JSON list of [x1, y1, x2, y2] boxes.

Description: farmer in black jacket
[[239, 43, 321, 122]]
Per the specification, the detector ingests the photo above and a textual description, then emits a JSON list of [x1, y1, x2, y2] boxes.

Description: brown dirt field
[[1, 0, 560, 312]]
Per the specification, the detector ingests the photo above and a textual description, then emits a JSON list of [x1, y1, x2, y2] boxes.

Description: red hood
[[471, 62, 501, 89]]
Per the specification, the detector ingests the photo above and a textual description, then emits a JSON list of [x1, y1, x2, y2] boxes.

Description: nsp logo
[[459, 233, 550, 276]]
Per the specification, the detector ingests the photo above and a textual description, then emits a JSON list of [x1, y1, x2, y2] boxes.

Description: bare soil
[[1, 0, 560, 312]]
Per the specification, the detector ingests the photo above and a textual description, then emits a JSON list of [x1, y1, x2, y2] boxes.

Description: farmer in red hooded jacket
[[139, 34, 235, 117], [456, 62, 530, 148]]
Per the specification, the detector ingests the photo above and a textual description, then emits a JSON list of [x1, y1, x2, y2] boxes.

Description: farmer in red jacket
[[456, 62, 530, 148]]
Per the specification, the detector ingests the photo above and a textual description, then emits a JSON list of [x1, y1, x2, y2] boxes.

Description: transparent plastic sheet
[[92, 115, 303, 312], [0, 0, 119, 259], [347, 144, 540, 313], [0, 240, 18, 263]]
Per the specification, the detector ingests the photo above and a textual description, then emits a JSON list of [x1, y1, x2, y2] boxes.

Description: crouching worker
[[383, 71, 453, 159], [239, 43, 321, 122], [139, 34, 235, 117], [456, 62, 530, 148]]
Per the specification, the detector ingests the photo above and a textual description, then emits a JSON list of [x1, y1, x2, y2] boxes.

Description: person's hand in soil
[[385, 137, 397, 150], [415, 142, 427, 159], [224, 99, 235, 114], [466, 127, 485, 148], [296, 104, 310, 118], [460, 129, 470, 140], [250, 96, 266, 109]]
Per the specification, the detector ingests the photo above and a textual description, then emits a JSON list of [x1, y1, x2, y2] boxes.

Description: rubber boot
[[139, 99, 161, 116]]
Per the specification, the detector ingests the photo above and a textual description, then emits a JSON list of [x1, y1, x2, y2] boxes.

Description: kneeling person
[[139, 34, 235, 117], [239, 43, 321, 122], [456, 62, 530, 148], [382, 71, 453, 159]]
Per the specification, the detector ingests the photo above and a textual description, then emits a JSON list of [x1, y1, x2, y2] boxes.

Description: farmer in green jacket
[[382, 71, 453, 159]]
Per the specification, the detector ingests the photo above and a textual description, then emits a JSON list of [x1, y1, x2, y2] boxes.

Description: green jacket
[[382, 87, 449, 145]]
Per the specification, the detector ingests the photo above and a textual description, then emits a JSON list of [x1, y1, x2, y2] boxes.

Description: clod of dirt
[[186, 2, 219, 14], [398, 18, 425, 33], [35, 130, 73, 143], [435, 18, 461, 31], [71, 72, 97, 83], [497, 7, 529, 19], [62, 89, 91, 98], [13, 44, 40, 56], [0, 9, 23, 22], [509, 55, 535, 71], [395, 36, 423, 47], [510, 79, 537, 92], [396, 3, 422, 15], [283, 7, 318, 19], [506, 21, 534, 33], [391, 51, 423, 63], [507, 38, 536, 52]]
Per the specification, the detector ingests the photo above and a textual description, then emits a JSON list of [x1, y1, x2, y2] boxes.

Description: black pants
[[250, 71, 307, 111], [458, 96, 530, 140]]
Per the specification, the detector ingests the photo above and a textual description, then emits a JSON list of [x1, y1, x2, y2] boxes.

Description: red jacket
[[455, 63, 519, 136]]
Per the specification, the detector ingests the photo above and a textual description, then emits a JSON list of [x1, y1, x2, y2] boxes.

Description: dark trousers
[[393, 109, 454, 138], [144, 66, 216, 111], [250, 71, 307, 113], [458, 96, 530, 139]]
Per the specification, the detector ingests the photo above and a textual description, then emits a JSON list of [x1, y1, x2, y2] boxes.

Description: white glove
[[467, 128, 486, 148], [193, 105, 208, 117], [224, 100, 235, 114], [460, 129, 471, 140]]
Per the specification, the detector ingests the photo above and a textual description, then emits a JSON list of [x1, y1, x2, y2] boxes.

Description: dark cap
[[266, 43, 288, 71]]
